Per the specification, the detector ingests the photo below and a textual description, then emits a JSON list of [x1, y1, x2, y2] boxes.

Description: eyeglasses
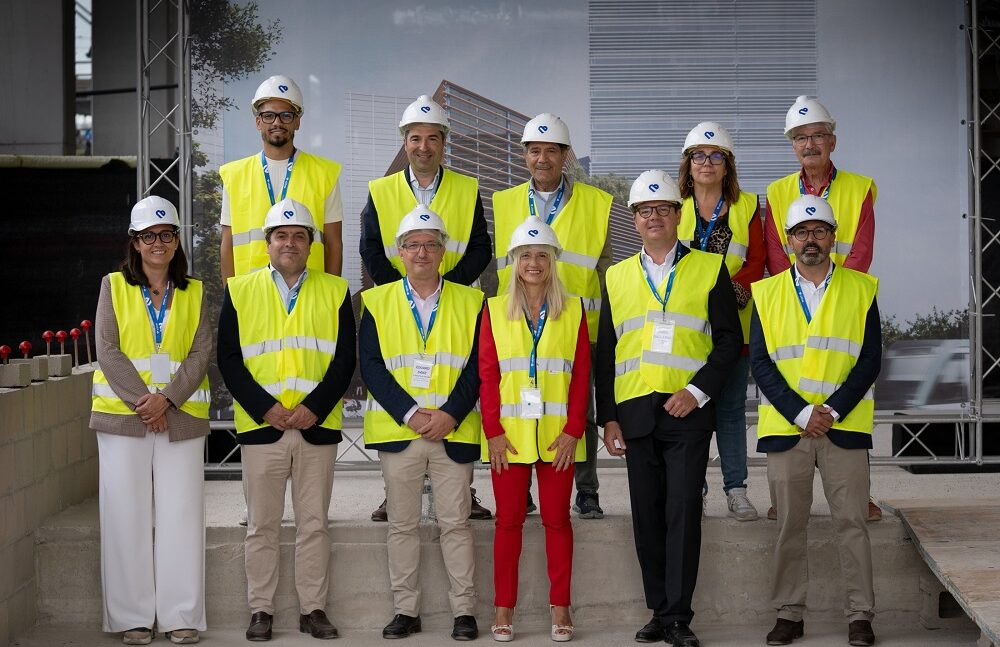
[[790, 225, 832, 241], [635, 204, 678, 219], [135, 230, 178, 245], [258, 111, 297, 124], [792, 133, 832, 146], [690, 151, 726, 166], [400, 241, 444, 253]]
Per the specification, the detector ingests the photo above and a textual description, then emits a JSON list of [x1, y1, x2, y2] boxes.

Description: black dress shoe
[[664, 621, 700, 647], [300, 609, 339, 639], [469, 488, 493, 520], [372, 498, 388, 522], [451, 615, 478, 641], [246, 611, 273, 641], [634, 617, 665, 643], [848, 620, 875, 646], [766, 618, 804, 645], [382, 614, 422, 639]]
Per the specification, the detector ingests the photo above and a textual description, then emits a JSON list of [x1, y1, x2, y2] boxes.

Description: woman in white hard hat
[[90, 196, 210, 645], [677, 122, 766, 523], [479, 217, 590, 642]]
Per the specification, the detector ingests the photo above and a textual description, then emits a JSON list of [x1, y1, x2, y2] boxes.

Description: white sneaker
[[726, 487, 759, 521]]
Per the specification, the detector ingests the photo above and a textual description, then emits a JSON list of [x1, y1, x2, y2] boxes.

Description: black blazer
[[595, 246, 743, 437]]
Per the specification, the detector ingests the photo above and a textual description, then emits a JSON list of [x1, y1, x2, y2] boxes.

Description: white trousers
[[97, 431, 206, 632]]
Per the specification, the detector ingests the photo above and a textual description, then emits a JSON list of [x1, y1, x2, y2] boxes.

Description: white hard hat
[[521, 113, 571, 147], [262, 198, 316, 235], [398, 95, 450, 136], [628, 170, 682, 208], [784, 195, 837, 231], [683, 121, 734, 155], [252, 75, 304, 115], [395, 204, 449, 247], [129, 196, 180, 234], [507, 216, 562, 259], [784, 95, 836, 138]]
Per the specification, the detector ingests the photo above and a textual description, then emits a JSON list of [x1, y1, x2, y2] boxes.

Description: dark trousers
[[624, 426, 712, 625]]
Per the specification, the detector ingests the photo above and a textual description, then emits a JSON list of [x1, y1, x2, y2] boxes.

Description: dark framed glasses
[[258, 111, 297, 124], [135, 230, 178, 245]]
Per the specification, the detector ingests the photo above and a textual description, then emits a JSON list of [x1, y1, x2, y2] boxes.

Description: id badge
[[410, 357, 434, 389], [650, 319, 676, 354], [520, 386, 543, 419], [150, 352, 172, 384]]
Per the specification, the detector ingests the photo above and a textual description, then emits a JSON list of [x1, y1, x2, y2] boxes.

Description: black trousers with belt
[[624, 425, 712, 625]]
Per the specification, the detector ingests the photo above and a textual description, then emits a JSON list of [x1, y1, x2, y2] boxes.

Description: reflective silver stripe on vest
[[242, 339, 283, 359], [807, 335, 861, 358], [499, 402, 569, 418], [641, 350, 707, 372], [497, 357, 573, 374], [385, 238, 467, 260], [242, 337, 337, 359], [768, 344, 805, 362], [614, 315, 646, 340], [261, 377, 322, 396], [614, 357, 641, 377], [727, 241, 748, 260], [92, 382, 209, 403], [496, 255, 510, 270], [383, 352, 470, 372], [579, 295, 602, 313], [797, 378, 874, 401], [646, 309, 711, 336], [834, 241, 852, 257], [366, 391, 449, 413], [235, 229, 324, 246], [559, 250, 599, 271]]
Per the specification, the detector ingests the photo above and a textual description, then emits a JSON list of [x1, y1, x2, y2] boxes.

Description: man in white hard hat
[[360, 205, 483, 641], [361, 94, 493, 523], [220, 75, 346, 280], [597, 171, 741, 647], [765, 95, 881, 523], [749, 195, 881, 647], [217, 198, 356, 641], [492, 113, 613, 519]]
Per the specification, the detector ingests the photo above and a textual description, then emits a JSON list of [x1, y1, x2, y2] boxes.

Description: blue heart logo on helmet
[[155, 209, 166, 218], [798, 107, 808, 115], [705, 131, 715, 139], [420, 106, 431, 113], [528, 229, 539, 237], [649, 183, 659, 192], [538, 125, 548, 133], [419, 214, 430, 221], [805, 206, 816, 215], [278, 84, 288, 93], [283, 210, 294, 219]]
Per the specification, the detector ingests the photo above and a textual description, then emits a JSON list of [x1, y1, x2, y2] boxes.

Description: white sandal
[[550, 605, 574, 642], [491, 623, 514, 642]]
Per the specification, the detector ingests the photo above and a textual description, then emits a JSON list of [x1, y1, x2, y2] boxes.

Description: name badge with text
[[520, 387, 543, 419], [150, 353, 172, 384], [650, 319, 676, 354], [410, 357, 434, 389]]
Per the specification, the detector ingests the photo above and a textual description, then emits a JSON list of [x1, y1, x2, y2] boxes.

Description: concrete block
[[0, 442, 13, 496], [14, 437, 33, 490], [10, 358, 47, 383], [46, 355, 72, 378], [80, 424, 98, 460], [8, 578, 37, 640], [50, 423, 68, 470], [7, 490, 27, 546], [0, 363, 31, 388], [0, 544, 14, 600], [0, 598, 8, 647], [66, 424, 81, 464], [33, 428, 51, 480], [13, 534, 33, 593], [0, 387, 25, 443]]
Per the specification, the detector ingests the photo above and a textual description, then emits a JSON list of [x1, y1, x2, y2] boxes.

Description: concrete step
[[33, 468, 965, 634]]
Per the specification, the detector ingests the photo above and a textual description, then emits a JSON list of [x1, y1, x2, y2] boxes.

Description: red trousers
[[491, 461, 575, 607]]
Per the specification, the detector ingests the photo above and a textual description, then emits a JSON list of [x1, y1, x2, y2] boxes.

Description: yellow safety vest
[[227, 269, 349, 433], [679, 190, 759, 344], [92, 273, 210, 418], [766, 169, 876, 267], [361, 279, 483, 446], [220, 151, 342, 275], [606, 250, 722, 403], [752, 266, 878, 439], [493, 181, 612, 343], [482, 295, 586, 464], [369, 168, 478, 277]]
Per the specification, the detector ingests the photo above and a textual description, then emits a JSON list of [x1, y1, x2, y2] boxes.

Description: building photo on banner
[[182, 0, 987, 469]]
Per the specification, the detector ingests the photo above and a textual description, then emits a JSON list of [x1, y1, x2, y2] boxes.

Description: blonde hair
[[506, 245, 568, 321]]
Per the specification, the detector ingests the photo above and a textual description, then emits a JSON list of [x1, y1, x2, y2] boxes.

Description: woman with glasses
[[677, 122, 766, 522], [90, 196, 211, 645], [480, 217, 590, 642]]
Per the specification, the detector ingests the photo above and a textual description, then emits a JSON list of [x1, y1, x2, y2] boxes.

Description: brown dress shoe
[[246, 611, 273, 641], [766, 618, 803, 645], [300, 609, 339, 639], [469, 487, 493, 520], [371, 498, 388, 522], [848, 620, 875, 646]]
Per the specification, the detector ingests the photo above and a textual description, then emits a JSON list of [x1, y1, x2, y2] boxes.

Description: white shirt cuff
[[794, 405, 814, 430], [402, 405, 419, 425], [684, 384, 710, 408]]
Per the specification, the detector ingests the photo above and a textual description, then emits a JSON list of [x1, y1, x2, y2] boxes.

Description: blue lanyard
[[140, 282, 171, 346], [641, 242, 681, 312], [524, 302, 548, 384], [790, 264, 834, 323], [799, 166, 838, 200], [527, 183, 565, 224], [286, 287, 300, 314], [403, 279, 439, 348], [261, 148, 296, 206], [694, 195, 725, 251]]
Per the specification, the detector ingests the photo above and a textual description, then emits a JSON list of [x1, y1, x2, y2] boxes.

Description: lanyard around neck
[[799, 166, 838, 200], [261, 148, 296, 205], [140, 282, 171, 347], [694, 195, 725, 251], [403, 279, 439, 348], [528, 182, 566, 225], [641, 242, 681, 312], [524, 302, 548, 384], [790, 264, 834, 323]]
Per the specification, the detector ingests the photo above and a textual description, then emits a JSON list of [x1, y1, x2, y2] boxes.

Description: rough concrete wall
[[0, 370, 97, 646]]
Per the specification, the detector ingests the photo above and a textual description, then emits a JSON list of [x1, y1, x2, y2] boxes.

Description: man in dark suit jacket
[[597, 170, 742, 647]]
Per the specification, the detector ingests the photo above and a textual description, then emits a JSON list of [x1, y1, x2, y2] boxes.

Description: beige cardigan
[[89, 274, 212, 442]]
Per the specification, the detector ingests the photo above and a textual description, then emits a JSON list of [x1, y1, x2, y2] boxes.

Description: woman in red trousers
[[479, 216, 591, 643]]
